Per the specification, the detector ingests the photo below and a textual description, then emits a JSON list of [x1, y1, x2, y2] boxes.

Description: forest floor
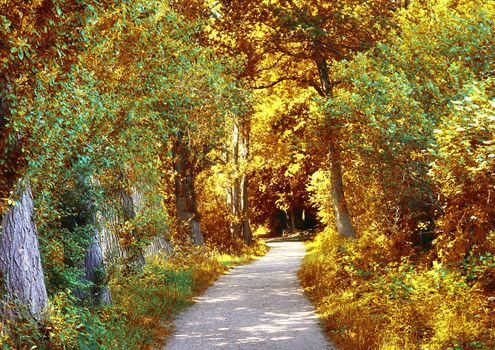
[[162, 240, 334, 350]]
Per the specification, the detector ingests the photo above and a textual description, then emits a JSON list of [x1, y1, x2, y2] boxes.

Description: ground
[[163, 241, 334, 350]]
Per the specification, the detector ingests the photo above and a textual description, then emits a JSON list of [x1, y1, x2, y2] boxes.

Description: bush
[[429, 80, 495, 260], [299, 228, 495, 350]]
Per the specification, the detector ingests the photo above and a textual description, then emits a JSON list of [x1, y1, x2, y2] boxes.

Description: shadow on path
[[163, 241, 334, 350], [264, 229, 318, 243]]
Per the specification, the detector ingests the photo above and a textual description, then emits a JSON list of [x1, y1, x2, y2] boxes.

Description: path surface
[[163, 241, 335, 350]]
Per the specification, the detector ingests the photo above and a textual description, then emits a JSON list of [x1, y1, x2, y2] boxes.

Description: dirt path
[[163, 241, 335, 350]]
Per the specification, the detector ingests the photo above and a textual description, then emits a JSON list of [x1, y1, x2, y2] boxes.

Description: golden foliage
[[300, 228, 495, 350]]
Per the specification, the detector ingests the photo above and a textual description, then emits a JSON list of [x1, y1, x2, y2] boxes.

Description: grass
[[0, 239, 268, 350], [216, 253, 255, 267], [298, 228, 495, 350], [215, 240, 268, 267], [105, 239, 268, 349]]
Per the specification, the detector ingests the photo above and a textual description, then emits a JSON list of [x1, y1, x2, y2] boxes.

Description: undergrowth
[[299, 228, 495, 350], [0, 239, 267, 349]]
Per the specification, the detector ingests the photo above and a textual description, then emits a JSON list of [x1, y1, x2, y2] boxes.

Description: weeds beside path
[[299, 229, 495, 350]]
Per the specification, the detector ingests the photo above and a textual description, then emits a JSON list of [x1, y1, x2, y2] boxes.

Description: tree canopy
[[1, 0, 494, 348]]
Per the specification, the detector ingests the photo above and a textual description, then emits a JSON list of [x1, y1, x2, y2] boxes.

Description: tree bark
[[240, 123, 252, 245], [119, 188, 146, 271], [316, 56, 356, 238], [83, 230, 112, 306], [229, 118, 253, 245], [172, 132, 204, 245], [328, 142, 356, 237], [289, 207, 296, 230], [230, 120, 242, 239], [240, 172, 252, 245], [63, 177, 113, 305], [0, 183, 48, 320], [98, 210, 126, 264], [145, 235, 173, 257]]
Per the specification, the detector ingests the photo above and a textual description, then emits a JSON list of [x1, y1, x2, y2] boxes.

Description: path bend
[[163, 241, 335, 350]]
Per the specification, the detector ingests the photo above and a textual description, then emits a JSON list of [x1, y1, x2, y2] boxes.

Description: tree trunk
[[0, 183, 48, 320], [316, 56, 356, 238], [172, 132, 204, 245], [229, 117, 253, 245], [328, 142, 356, 237], [63, 177, 113, 305], [230, 120, 242, 239], [240, 123, 252, 245], [145, 235, 173, 257], [289, 207, 296, 230], [84, 230, 112, 306], [119, 188, 146, 271], [240, 172, 252, 245], [98, 210, 126, 264]]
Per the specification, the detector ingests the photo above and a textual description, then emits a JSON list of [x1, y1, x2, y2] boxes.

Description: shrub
[[299, 228, 495, 350]]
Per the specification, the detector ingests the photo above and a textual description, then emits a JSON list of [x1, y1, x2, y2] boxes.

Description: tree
[[172, 131, 204, 245], [226, 113, 253, 244], [212, 0, 404, 237], [247, 85, 321, 233], [0, 183, 48, 320], [0, 0, 96, 319]]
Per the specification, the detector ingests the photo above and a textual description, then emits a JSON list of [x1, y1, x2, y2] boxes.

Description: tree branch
[[253, 54, 287, 75], [252, 76, 301, 90]]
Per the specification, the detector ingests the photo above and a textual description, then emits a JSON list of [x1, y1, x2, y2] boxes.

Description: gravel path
[[163, 241, 335, 350]]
